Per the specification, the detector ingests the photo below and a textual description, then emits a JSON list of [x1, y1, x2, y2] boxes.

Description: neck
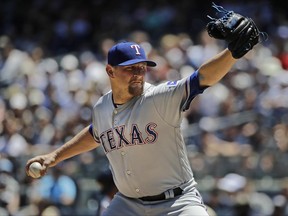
[[112, 90, 134, 105]]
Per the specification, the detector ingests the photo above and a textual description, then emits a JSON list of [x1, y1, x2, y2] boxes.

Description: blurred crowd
[[1, 0, 288, 215]]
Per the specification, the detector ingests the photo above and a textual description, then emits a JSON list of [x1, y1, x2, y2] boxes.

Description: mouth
[[129, 81, 143, 89], [130, 80, 143, 84]]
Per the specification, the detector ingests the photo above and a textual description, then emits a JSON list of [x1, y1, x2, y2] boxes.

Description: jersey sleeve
[[89, 124, 100, 143], [182, 70, 208, 111], [152, 70, 206, 125]]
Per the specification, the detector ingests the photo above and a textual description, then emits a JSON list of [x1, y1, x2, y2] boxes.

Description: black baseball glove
[[206, 3, 268, 59]]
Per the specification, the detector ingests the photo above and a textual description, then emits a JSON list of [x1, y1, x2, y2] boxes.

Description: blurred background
[[1, 0, 288, 215]]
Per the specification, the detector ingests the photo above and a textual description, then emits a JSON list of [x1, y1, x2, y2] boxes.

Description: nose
[[133, 67, 145, 76]]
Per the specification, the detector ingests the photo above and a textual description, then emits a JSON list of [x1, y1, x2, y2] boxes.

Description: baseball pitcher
[[26, 3, 266, 216]]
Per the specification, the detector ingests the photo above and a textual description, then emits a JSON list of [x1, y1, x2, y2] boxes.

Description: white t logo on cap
[[130, 45, 141, 55]]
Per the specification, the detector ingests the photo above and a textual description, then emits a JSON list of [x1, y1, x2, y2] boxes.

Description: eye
[[123, 67, 133, 71]]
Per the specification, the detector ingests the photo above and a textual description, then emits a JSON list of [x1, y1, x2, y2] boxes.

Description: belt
[[139, 187, 183, 202]]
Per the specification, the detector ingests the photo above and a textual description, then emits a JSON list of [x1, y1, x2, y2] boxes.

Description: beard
[[128, 82, 144, 96]]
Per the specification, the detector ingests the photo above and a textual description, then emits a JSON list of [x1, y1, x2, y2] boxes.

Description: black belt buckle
[[139, 187, 183, 202]]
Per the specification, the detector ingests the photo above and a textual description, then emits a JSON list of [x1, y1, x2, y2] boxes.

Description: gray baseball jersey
[[91, 71, 205, 198]]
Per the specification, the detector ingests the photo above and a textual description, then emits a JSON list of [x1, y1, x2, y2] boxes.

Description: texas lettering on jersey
[[99, 122, 158, 153]]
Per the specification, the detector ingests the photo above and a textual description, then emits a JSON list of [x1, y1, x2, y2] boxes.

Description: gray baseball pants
[[102, 184, 209, 216]]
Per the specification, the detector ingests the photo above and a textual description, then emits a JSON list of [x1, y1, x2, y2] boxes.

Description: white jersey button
[[135, 188, 140, 193], [114, 110, 118, 114], [126, 170, 131, 175], [121, 151, 126, 156]]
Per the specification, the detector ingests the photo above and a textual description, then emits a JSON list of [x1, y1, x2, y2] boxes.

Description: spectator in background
[[28, 166, 78, 216], [95, 170, 118, 216], [0, 35, 30, 88], [0, 156, 20, 215], [0, 115, 29, 157]]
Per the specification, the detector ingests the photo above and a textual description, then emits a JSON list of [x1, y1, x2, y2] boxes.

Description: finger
[[40, 164, 48, 176], [25, 158, 44, 176]]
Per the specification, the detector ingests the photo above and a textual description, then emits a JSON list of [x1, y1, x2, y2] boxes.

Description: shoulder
[[146, 80, 183, 94], [94, 90, 112, 108]]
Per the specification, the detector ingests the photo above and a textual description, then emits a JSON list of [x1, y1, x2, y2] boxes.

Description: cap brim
[[118, 59, 156, 67]]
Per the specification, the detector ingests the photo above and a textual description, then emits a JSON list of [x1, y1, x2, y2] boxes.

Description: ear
[[106, 65, 114, 78]]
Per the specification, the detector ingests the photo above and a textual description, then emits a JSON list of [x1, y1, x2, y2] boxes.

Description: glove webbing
[[207, 2, 268, 43]]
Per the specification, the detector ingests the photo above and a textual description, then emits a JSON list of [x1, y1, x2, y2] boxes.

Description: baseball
[[28, 162, 43, 178]]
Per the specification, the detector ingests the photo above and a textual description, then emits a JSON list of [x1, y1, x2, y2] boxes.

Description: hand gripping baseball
[[25, 153, 57, 178], [206, 2, 268, 58]]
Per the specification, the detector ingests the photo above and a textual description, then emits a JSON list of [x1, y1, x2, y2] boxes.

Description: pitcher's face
[[113, 63, 147, 96]]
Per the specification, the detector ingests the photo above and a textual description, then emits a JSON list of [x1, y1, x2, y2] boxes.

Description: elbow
[[198, 70, 218, 87]]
